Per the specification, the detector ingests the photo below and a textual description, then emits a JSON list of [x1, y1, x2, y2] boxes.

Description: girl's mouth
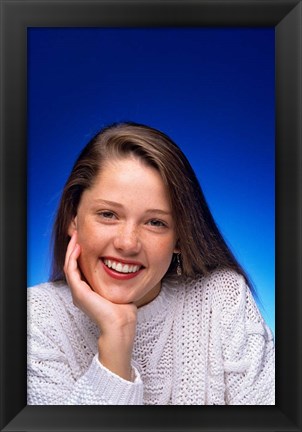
[[101, 257, 144, 280]]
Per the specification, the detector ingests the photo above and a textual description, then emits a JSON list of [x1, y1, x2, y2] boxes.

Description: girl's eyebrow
[[93, 199, 123, 208], [93, 199, 171, 215], [144, 209, 172, 216]]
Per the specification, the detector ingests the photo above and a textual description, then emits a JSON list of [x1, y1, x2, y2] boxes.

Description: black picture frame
[[0, 0, 301, 431]]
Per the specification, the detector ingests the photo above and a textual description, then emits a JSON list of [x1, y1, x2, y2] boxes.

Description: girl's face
[[68, 156, 178, 307]]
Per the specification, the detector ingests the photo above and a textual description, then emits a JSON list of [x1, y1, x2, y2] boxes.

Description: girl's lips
[[100, 258, 144, 281], [102, 256, 144, 266]]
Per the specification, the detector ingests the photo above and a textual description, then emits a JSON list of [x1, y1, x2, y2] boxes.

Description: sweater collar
[[137, 276, 179, 323]]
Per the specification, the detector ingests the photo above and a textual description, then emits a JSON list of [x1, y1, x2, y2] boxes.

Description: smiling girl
[[27, 122, 275, 405]]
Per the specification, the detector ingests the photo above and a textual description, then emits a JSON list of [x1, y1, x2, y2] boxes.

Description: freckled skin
[[68, 156, 179, 307]]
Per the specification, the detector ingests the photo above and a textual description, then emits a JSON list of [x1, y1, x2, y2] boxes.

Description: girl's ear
[[173, 239, 181, 254], [68, 216, 77, 237]]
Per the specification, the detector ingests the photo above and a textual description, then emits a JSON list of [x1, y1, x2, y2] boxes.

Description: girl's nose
[[113, 223, 141, 254]]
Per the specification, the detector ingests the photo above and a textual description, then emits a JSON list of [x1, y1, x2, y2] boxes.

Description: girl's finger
[[64, 231, 78, 271], [64, 234, 82, 287]]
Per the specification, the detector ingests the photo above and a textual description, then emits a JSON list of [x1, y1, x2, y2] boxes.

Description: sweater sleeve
[[27, 286, 144, 405], [66, 356, 143, 405], [211, 272, 275, 405]]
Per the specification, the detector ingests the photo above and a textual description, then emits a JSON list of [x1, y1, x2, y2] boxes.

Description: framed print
[[0, 0, 301, 431]]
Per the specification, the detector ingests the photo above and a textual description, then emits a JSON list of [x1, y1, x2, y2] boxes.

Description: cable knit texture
[[27, 269, 275, 405]]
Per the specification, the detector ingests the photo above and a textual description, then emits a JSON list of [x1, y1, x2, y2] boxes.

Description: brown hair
[[50, 122, 250, 286]]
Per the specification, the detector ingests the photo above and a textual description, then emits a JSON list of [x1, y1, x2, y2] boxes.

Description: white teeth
[[103, 259, 141, 274]]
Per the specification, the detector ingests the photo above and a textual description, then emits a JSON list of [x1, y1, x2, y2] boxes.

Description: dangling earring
[[176, 253, 182, 276]]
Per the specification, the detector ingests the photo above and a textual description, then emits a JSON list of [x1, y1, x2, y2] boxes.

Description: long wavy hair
[[50, 122, 251, 287]]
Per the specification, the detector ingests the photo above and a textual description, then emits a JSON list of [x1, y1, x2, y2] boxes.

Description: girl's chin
[[93, 287, 149, 307], [89, 275, 161, 306], [91, 286, 135, 304]]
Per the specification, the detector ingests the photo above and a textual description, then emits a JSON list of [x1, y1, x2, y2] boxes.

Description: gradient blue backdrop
[[27, 28, 275, 334]]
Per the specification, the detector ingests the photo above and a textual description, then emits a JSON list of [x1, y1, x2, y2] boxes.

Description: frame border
[[1, 0, 301, 431]]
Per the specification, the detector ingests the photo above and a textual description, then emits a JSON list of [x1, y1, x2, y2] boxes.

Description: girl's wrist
[[97, 334, 134, 380]]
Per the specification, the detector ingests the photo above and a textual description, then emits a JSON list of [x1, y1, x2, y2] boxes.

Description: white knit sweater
[[27, 269, 275, 405]]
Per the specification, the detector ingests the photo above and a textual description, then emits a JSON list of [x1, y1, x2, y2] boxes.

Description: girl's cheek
[[153, 235, 176, 251]]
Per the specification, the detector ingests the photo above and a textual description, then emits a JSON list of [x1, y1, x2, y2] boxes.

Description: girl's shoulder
[[181, 268, 260, 323], [27, 280, 74, 324], [182, 268, 247, 300], [197, 268, 264, 329], [28, 280, 72, 303]]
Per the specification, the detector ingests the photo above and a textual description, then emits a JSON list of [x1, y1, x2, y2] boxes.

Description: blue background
[[27, 28, 275, 334]]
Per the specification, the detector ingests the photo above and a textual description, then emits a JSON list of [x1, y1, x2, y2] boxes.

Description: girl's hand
[[64, 231, 137, 381]]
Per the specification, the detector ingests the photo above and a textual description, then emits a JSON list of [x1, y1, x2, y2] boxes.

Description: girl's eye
[[148, 219, 167, 228], [98, 211, 116, 220]]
